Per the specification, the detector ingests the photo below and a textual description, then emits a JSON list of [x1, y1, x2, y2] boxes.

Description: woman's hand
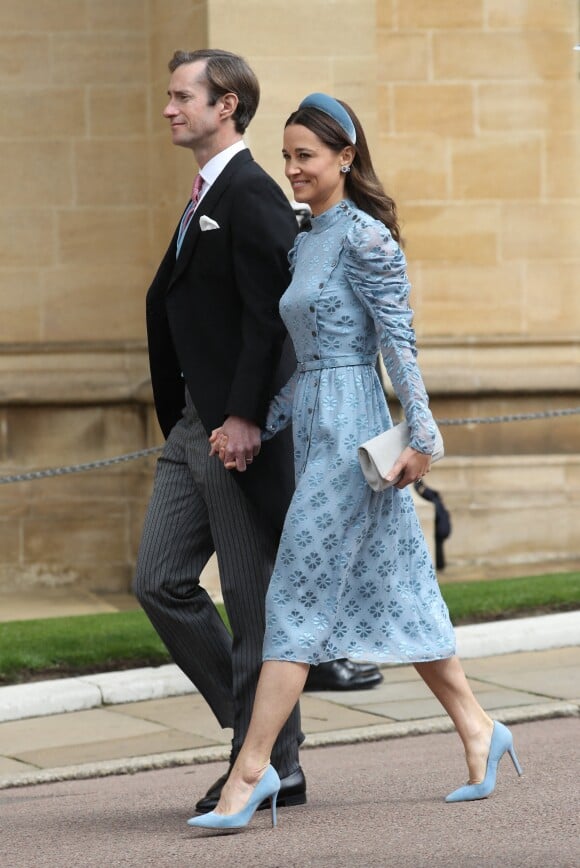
[[209, 427, 237, 470], [385, 446, 431, 490], [208, 427, 225, 457], [209, 416, 261, 471]]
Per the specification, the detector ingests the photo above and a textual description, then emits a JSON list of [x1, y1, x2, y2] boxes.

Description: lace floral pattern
[[262, 200, 455, 665]]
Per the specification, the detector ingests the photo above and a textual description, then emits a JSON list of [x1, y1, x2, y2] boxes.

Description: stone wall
[[0, 0, 578, 595], [0, 1, 200, 593], [375, 0, 580, 436], [377, 0, 579, 342], [0, 1, 149, 344]]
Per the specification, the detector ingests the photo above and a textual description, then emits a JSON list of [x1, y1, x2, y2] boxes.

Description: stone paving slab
[[313, 678, 432, 706], [462, 647, 580, 700], [357, 688, 554, 722], [16, 729, 213, 769], [0, 757, 34, 776], [112, 694, 232, 744], [0, 707, 169, 755], [299, 695, 389, 732], [464, 688, 555, 711], [485, 667, 580, 701], [0, 589, 135, 622], [0, 642, 578, 790], [1, 699, 578, 791], [462, 645, 580, 675], [373, 663, 418, 684], [315, 675, 503, 708]]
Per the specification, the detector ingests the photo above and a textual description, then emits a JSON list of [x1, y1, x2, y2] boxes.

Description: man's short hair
[[169, 49, 260, 134]]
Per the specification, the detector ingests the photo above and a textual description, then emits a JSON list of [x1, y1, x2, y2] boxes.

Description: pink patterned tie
[[176, 173, 204, 256], [191, 173, 203, 205]]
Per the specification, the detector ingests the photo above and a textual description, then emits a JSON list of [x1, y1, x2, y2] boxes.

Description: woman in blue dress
[[191, 94, 522, 831]]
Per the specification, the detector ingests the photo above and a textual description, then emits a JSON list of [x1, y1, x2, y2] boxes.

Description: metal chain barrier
[[0, 447, 163, 485], [0, 406, 579, 486], [436, 406, 580, 427]]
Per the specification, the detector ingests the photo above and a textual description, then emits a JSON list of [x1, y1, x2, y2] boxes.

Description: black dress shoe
[[347, 660, 382, 677], [304, 658, 383, 691], [194, 765, 307, 814]]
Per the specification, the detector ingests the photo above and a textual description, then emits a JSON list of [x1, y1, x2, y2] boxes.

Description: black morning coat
[[145, 149, 298, 534]]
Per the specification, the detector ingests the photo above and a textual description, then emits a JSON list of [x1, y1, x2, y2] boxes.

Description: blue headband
[[298, 92, 356, 144]]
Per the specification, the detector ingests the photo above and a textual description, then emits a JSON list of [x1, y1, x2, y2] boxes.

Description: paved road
[[1, 718, 578, 868]]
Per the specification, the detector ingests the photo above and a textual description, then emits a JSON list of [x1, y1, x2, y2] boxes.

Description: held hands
[[209, 415, 261, 472], [209, 425, 430, 483], [385, 446, 431, 490]]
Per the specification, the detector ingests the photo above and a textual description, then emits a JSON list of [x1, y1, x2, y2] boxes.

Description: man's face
[[163, 61, 222, 150]]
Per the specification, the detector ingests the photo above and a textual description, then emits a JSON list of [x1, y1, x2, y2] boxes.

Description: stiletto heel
[[445, 720, 523, 803], [270, 794, 277, 828], [508, 744, 523, 776], [187, 765, 280, 831]]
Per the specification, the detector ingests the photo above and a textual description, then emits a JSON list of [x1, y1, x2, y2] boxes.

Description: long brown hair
[[285, 101, 400, 243]]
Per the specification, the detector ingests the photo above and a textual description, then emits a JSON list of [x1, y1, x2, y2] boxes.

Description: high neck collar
[[309, 199, 352, 234]]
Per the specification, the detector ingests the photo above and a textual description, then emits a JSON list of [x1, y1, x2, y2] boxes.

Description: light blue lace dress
[[262, 200, 455, 665]]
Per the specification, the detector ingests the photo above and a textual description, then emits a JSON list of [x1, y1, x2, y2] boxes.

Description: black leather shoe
[[194, 765, 307, 814], [347, 660, 382, 677], [304, 659, 383, 691]]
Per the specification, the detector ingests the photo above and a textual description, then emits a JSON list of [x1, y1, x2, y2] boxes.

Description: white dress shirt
[[196, 139, 247, 207]]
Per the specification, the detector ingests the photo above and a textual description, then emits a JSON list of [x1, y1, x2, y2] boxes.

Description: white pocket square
[[199, 215, 220, 232]]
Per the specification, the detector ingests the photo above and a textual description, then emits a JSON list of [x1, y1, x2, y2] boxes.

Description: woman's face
[[282, 124, 352, 216]]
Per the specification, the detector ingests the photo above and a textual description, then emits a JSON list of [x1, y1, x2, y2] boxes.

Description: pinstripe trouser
[[133, 393, 303, 777]]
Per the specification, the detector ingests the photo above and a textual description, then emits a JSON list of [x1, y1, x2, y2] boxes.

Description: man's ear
[[219, 92, 239, 120]]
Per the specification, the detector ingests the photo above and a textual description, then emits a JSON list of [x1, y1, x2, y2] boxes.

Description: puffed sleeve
[[343, 216, 438, 454]]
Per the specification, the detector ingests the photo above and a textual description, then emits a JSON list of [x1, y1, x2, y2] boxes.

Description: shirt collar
[[199, 140, 247, 189]]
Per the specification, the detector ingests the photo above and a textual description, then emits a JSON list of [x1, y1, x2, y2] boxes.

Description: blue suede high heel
[[445, 720, 523, 803], [187, 765, 280, 831]]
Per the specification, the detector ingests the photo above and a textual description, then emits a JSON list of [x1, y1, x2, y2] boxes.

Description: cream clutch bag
[[358, 421, 444, 491]]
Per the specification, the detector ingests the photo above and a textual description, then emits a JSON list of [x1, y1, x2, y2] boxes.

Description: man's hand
[[209, 416, 261, 472], [385, 446, 431, 490]]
